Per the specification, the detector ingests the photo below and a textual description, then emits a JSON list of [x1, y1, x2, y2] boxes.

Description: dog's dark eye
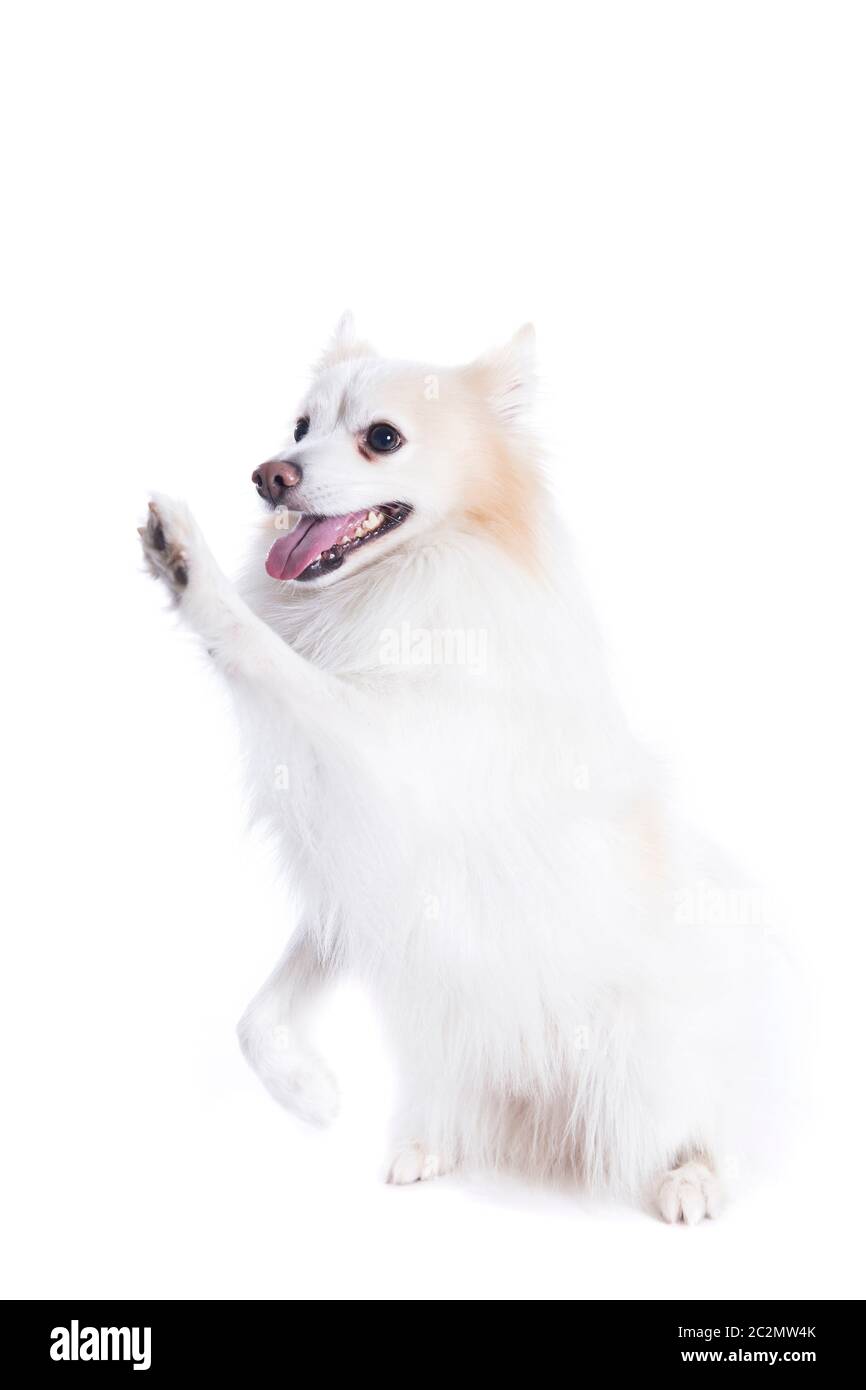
[[294, 417, 310, 443], [365, 423, 403, 454]]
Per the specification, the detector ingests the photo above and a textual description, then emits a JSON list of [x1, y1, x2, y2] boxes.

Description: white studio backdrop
[[1, 2, 864, 1299]]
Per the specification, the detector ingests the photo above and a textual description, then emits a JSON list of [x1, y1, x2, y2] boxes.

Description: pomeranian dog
[[141, 316, 786, 1222]]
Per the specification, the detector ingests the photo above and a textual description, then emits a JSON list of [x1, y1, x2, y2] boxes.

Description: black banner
[[1, 1299, 856, 1374]]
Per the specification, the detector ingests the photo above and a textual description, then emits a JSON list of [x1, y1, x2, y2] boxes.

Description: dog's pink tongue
[[265, 511, 368, 581]]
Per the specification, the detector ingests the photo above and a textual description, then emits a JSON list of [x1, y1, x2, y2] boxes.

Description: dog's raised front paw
[[656, 1160, 721, 1225], [387, 1142, 445, 1185], [139, 495, 196, 600], [264, 1058, 340, 1127], [238, 1023, 340, 1127]]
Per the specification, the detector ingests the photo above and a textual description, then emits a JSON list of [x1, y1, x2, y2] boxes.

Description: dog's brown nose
[[251, 458, 303, 505]]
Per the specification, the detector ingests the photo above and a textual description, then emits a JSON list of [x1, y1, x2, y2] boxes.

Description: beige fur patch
[[462, 435, 542, 574]]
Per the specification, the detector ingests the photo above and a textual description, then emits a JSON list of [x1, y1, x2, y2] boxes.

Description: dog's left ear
[[317, 311, 377, 371], [471, 324, 537, 426]]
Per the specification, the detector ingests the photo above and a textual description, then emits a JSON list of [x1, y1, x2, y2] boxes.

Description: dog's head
[[255, 315, 540, 585]]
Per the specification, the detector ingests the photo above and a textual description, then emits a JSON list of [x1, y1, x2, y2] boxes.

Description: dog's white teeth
[[366, 511, 383, 530], [354, 526, 365, 539], [339, 534, 351, 545]]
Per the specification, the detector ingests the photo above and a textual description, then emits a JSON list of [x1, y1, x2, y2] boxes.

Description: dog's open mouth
[[265, 502, 412, 582]]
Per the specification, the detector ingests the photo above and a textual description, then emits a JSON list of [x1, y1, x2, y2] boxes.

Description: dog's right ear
[[316, 312, 377, 371]]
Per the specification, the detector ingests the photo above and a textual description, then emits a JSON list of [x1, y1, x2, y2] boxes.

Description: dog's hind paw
[[386, 1142, 446, 1185], [656, 1160, 721, 1225]]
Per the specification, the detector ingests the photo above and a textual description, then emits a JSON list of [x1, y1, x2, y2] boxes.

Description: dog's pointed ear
[[317, 311, 377, 370], [471, 323, 537, 426]]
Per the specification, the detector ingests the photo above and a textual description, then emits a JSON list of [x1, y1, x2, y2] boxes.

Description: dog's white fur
[[142, 317, 785, 1222]]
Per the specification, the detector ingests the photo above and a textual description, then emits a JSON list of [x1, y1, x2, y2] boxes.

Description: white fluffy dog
[[142, 317, 784, 1222]]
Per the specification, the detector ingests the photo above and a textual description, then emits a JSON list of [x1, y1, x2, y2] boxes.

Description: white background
[[2, 1, 865, 1300]]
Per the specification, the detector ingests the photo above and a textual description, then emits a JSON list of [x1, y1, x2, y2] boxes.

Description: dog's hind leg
[[386, 1141, 448, 1185], [385, 1071, 473, 1186], [655, 1151, 722, 1225], [237, 926, 340, 1126]]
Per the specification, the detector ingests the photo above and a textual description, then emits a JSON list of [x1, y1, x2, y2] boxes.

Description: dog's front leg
[[237, 927, 339, 1126], [141, 496, 357, 1124], [140, 494, 356, 730]]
